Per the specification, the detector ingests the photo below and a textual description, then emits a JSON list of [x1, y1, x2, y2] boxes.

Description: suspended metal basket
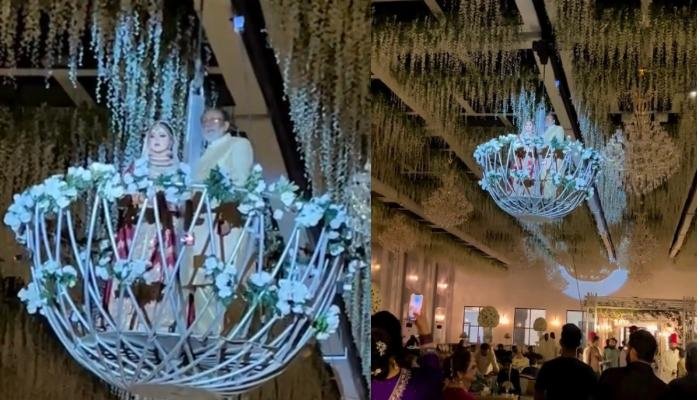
[[4, 162, 356, 399], [474, 134, 601, 221]]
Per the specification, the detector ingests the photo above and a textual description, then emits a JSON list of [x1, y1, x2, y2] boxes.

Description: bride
[[105, 121, 186, 331], [510, 119, 540, 197]]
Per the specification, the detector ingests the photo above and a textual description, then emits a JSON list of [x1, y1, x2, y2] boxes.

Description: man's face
[[545, 115, 555, 127], [671, 343, 678, 350], [201, 110, 229, 143]]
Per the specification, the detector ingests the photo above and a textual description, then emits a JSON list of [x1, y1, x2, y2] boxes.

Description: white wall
[[448, 258, 697, 345]]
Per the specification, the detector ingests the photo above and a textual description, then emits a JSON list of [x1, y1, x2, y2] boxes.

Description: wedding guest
[[585, 335, 603, 376], [521, 355, 542, 378], [677, 348, 687, 378], [596, 330, 668, 400], [511, 345, 530, 372], [604, 338, 620, 370], [659, 333, 681, 383], [497, 355, 521, 395], [665, 343, 696, 400], [371, 311, 443, 400], [620, 326, 639, 368], [494, 343, 508, 364], [549, 332, 561, 359], [443, 348, 478, 400], [535, 324, 597, 400], [475, 343, 500, 375]]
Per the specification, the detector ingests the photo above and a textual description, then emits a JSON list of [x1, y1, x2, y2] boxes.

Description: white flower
[[280, 191, 296, 207], [249, 271, 273, 288], [95, 265, 109, 280], [296, 202, 325, 227], [276, 279, 310, 315], [252, 164, 263, 173], [273, 209, 284, 220], [315, 305, 341, 340], [18, 282, 46, 315], [254, 180, 266, 193]]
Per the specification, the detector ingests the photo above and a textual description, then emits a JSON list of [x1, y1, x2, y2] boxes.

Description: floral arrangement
[[533, 317, 547, 332], [478, 306, 499, 328], [371, 284, 381, 314], [5, 162, 359, 343]]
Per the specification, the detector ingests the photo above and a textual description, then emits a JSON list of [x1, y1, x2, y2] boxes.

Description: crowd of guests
[[371, 310, 697, 400]]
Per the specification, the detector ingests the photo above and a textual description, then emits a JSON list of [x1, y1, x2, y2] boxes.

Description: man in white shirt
[[476, 342, 500, 375]]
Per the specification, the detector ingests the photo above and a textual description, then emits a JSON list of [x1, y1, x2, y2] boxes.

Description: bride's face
[[523, 121, 534, 134], [148, 124, 172, 156]]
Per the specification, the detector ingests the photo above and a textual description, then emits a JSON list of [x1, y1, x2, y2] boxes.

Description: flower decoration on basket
[[533, 317, 548, 332], [478, 306, 500, 328], [474, 134, 601, 221], [3, 161, 362, 396]]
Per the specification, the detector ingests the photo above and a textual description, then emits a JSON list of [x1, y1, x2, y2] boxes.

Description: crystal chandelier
[[4, 163, 356, 398], [422, 169, 474, 228], [620, 91, 681, 196], [474, 134, 601, 221]]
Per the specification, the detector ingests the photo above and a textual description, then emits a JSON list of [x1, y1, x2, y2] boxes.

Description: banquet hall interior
[[371, 0, 697, 398], [0, 1, 369, 399]]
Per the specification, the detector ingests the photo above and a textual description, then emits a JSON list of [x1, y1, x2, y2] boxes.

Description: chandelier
[[620, 91, 681, 196], [422, 169, 474, 228], [474, 134, 601, 221], [4, 163, 356, 398]]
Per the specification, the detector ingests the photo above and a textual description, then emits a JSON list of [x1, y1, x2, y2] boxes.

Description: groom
[[182, 107, 254, 335]]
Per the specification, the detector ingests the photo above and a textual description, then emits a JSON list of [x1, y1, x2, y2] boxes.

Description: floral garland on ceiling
[[555, 0, 696, 128], [259, 0, 368, 199], [259, 1, 371, 380], [0, 107, 110, 277], [0, 0, 198, 167]]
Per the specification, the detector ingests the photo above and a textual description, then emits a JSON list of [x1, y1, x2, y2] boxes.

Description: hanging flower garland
[[1, 1, 198, 167]]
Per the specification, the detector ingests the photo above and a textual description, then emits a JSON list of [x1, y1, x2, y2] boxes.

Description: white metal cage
[[474, 134, 601, 221], [6, 164, 351, 399]]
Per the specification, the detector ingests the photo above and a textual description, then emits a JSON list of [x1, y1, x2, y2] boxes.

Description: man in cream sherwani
[[541, 112, 568, 199], [182, 108, 253, 336]]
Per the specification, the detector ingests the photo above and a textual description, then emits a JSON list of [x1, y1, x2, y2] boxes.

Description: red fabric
[[443, 387, 477, 400], [670, 333, 679, 344], [589, 331, 597, 341]]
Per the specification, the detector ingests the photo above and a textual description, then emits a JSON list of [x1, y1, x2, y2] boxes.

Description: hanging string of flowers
[[0, 0, 198, 167]]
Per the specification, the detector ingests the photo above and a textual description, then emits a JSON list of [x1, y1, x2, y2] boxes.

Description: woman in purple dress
[[371, 311, 443, 400]]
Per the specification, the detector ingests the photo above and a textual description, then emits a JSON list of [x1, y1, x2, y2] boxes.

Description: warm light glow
[[437, 282, 448, 290], [690, 91, 697, 98], [435, 307, 446, 323], [551, 317, 561, 327], [407, 274, 419, 282], [371, 263, 381, 272], [499, 314, 510, 325]]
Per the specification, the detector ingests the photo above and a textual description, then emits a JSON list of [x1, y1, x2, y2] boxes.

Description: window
[[513, 308, 546, 346], [567, 310, 585, 331], [463, 306, 484, 343]]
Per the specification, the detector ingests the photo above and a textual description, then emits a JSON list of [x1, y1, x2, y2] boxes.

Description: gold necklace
[[388, 369, 411, 400]]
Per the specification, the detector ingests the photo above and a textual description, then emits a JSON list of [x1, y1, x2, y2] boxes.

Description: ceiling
[[371, 0, 697, 283]]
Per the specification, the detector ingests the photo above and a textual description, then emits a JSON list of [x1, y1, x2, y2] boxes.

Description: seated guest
[[596, 329, 668, 400], [666, 343, 696, 400], [443, 348, 478, 400], [497, 355, 522, 395], [512, 345, 530, 371], [371, 311, 443, 400], [521, 355, 541, 378], [495, 343, 508, 364], [476, 343, 500, 375], [535, 324, 597, 400]]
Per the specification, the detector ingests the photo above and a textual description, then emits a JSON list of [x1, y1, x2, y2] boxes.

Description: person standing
[[603, 338, 620, 370], [596, 330, 668, 400], [658, 333, 681, 383], [182, 107, 254, 335], [665, 343, 696, 400], [534, 324, 597, 400], [475, 343, 500, 376], [585, 335, 603, 376]]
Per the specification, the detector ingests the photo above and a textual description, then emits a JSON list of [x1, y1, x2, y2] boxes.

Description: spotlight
[[690, 91, 696, 98]]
